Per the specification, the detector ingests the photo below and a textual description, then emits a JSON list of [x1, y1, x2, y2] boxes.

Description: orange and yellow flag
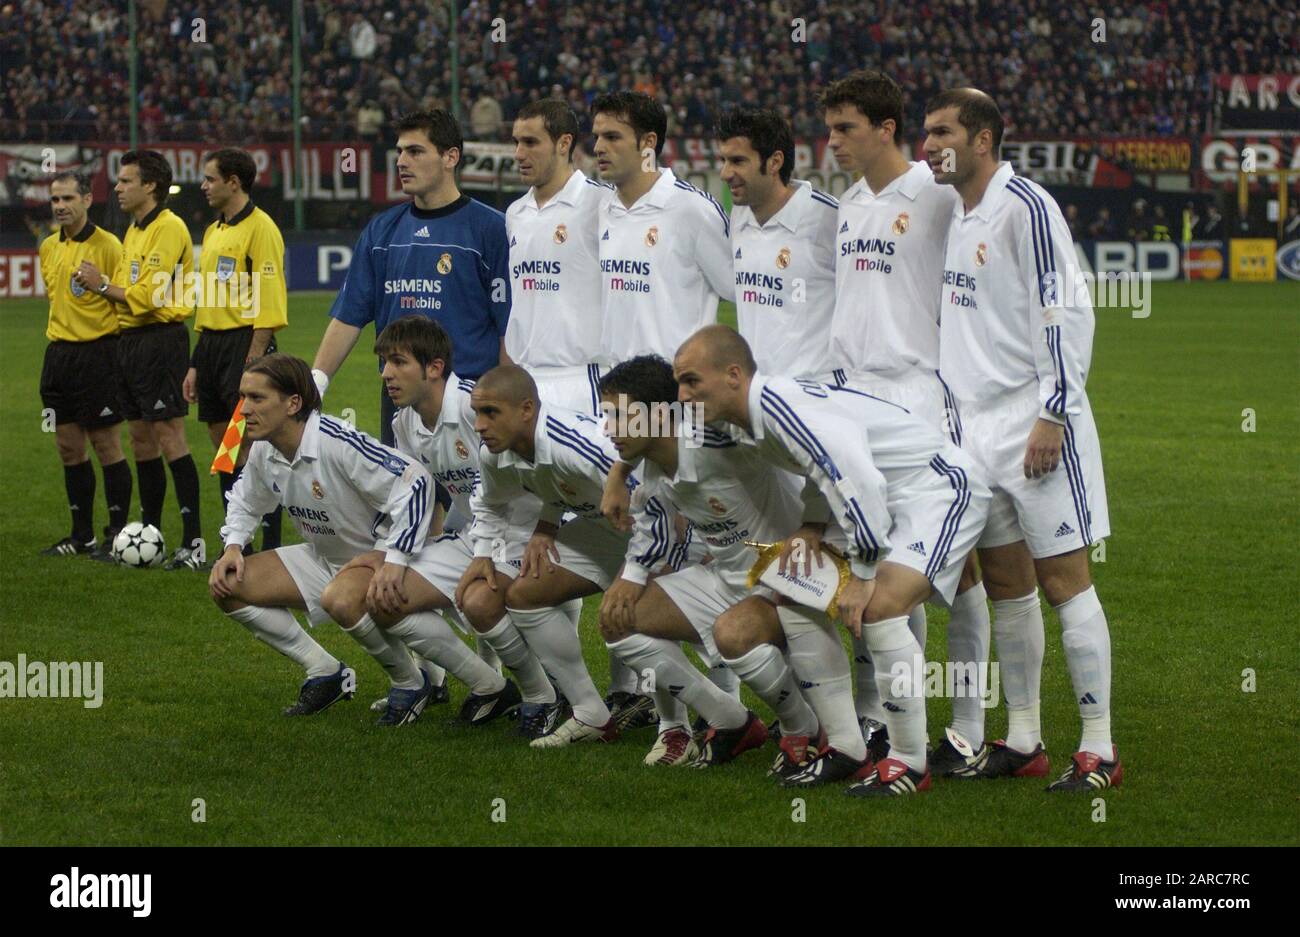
[[210, 398, 247, 474]]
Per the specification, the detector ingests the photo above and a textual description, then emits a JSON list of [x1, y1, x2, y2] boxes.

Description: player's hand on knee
[[521, 531, 559, 579], [368, 562, 409, 617], [779, 524, 826, 577], [339, 549, 385, 574], [1023, 418, 1064, 479], [600, 579, 643, 638], [182, 368, 198, 404], [838, 576, 877, 639], [455, 557, 498, 607], [209, 546, 244, 599]]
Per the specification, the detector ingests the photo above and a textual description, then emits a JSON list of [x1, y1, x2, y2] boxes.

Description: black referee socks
[[101, 458, 132, 535], [167, 454, 202, 548], [64, 460, 96, 543], [136, 457, 166, 530]]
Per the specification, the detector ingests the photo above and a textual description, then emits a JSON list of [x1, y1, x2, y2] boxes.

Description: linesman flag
[[211, 399, 247, 474]]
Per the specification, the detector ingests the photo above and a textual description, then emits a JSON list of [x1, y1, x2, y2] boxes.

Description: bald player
[[674, 326, 990, 797], [457, 365, 676, 747]]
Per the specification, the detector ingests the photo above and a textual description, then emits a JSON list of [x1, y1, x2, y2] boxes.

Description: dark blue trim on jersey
[[395, 476, 428, 552], [370, 510, 385, 540], [810, 189, 839, 209], [936, 372, 963, 445], [701, 426, 737, 448], [545, 416, 613, 473], [675, 179, 730, 236], [585, 177, 615, 191], [1062, 419, 1092, 544], [832, 369, 847, 387], [667, 520, 692, 570], [319, 418, 408, 475], [458, 377, 476, 395], [759, 387, 880, 562], [1045, 324, 1067, 416], [1007, 177, 1057, 307], [824, 382, 911, 413], [638, 496, 671, 568], [927, 456, 970, 581], [587, 364, 602, 417]]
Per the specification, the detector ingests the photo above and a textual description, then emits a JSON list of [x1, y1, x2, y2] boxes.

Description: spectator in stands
[[1088, 206, 1117, 240], [1128, 199, 1152, 241], [1064, 203, 1081, 239]]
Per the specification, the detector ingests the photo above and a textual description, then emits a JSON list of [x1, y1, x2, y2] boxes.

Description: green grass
[[1, 284, 1297, 845]]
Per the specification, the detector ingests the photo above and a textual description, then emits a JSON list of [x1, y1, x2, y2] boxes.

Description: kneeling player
[[316, 318, 544, 731], [209, 354, 435, 723], [599, 356, 826, 773], [455, 365, 676, 747], [675, 327, 991, 796]]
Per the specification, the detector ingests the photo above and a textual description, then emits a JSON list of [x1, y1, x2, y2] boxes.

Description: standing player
[[209, 354, 435, 724], [455, 365, 675, 747], [186, 148, 286, 552], [923, 88, 1119, 791], [674, 327, 991, 797], [717, 107, 839, 380], [311, 108, 511, 445], [37, 171, 132, 559], [73, 150, 205, 571], [823, 70, 994, 773], [592, 90, 735, 718], [507, 99, 609, 414], [598, 356, 823, 774]]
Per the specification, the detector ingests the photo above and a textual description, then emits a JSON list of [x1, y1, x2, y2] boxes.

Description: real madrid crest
[[311, 480, 325, 500], [775, 247, 791, 269], [437, 252, 453, 274], [644, 226, 658, 247], [892, 212, 910, 235], [975, 242, 988, 266], [455, 439, 470, 460], [708, 496, 727, 515], [553, 223, 568, 244]]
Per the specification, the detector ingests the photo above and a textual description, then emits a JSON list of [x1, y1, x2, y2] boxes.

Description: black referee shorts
[[193, 326, 278, 424], [116, 322, 190, 422], [39, 335, 124, 429]]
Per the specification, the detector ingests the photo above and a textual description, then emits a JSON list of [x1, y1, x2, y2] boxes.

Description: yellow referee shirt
[[195, 201, 288, 332], [113, 205, 195, 329], [39, 222, 123, 342]]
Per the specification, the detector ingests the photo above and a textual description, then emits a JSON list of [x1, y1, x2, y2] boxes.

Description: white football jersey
[[939, 162, 1094, 421], [831, 161, 959, 378], [599, 166, 735, 363], [621, 424, 803, 591], [505, 170, 610, 367], [222, 411, 433, 567], [469, 404, 674, 573], [388, 372, 541, 540], [731, 180, 839, 379]]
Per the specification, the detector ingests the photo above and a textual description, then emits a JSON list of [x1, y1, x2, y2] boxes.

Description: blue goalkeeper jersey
[[329, 195, 511, 380]]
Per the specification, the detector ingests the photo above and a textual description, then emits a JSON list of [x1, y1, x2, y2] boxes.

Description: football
[[110, 523, 165, 568]]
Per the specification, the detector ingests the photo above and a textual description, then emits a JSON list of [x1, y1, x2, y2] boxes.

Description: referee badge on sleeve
[[69, 273, 87, 298], [216, 256, 237, 281]]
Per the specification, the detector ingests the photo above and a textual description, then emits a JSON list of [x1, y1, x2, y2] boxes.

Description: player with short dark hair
[[186, 148, 287, 553], [311, 108, 511, 446], [73, 149, 206, 571], [923, 88, 1119, 792], [38, 171, 132, 560]]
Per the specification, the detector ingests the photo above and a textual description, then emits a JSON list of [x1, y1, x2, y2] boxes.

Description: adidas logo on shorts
[[1055, 522, 1075, 537], [907, 540, 926, 555]]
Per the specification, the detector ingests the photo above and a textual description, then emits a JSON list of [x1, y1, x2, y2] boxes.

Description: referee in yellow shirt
[[74, 149, 206, 571], [185, 148, 287, 551], [38, 171, 133, 560]]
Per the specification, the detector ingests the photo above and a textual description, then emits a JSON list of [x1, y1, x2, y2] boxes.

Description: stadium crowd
[[3, 0, 1296, 146]]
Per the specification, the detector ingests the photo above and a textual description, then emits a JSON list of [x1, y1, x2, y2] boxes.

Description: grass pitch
[[1, 284, 1297, 845]]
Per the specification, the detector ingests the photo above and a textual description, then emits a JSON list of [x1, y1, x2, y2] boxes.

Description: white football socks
[[228, 605, 339, 679], [991, 590, 1045, 753], [864, 615, 927, 772], [1056, 585, 1113, 758], [947, 581, 992, 749], [386, 611, 506, 696], [344, 613, 425, 690], [508, 604, 610, 727], [780, 606, 866, 761], [908, 604, 928, 653], [706, 661, 741, 700], [478, 615, 557, 704], [607, 650, 639, 695], [611, 633, 748, 731], [851, 631, 883, 723], [725, 643, 818, 738]]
